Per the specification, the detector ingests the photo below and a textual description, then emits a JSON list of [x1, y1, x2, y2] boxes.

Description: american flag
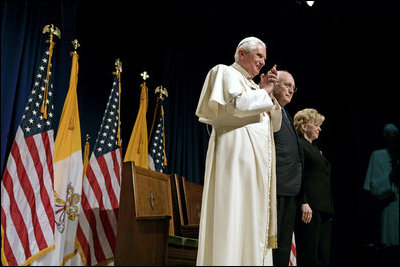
[[76, 73, 122, 266], [289, 232, 297, 266], [1, 39, 57, 266], [148, 97, 167, 173]]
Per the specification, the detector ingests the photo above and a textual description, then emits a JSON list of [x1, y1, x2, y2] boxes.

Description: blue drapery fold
[[161, 50, 210, 185], [1, 1, 79, 175], [1, 1, 207, 184], [1, 1, 210, 184]]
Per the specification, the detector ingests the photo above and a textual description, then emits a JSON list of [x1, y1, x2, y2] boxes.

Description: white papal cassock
[[195, 62, 282, 266]]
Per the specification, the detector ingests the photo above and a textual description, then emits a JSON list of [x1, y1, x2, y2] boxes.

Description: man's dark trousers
[[273, 195, 297, 266]]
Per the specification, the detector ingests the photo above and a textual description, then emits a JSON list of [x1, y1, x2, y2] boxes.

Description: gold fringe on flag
[[82, 134, 90, 181]]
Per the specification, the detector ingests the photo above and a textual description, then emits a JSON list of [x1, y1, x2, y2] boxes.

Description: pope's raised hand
[[259, 64, 278, 97]]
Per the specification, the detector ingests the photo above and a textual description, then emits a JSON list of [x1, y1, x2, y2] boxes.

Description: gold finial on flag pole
[[115, 58, 122, 74], [140, 71, 149, 81], [40, 24, 60, 120], [155, 85, 168, 99], [71, 39, 80, 52], [42, 24, 61, 41]]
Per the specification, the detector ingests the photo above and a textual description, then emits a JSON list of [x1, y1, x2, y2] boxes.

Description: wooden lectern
[[114, 161, 174, 266]]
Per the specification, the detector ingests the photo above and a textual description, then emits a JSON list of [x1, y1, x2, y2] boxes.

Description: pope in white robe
[[195, 37, 282, 266]]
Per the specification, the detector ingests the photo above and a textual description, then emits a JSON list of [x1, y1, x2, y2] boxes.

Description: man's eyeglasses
[[277, 81, 297, 93]]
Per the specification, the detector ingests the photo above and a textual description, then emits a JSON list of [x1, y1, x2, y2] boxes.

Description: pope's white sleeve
[[226, 89, 275, 118]]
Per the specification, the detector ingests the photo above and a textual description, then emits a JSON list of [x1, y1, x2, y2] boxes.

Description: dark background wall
[[2, 1, 399, 264]]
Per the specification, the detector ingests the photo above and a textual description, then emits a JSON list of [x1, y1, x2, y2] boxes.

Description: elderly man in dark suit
[[271, 70, 303, 266]]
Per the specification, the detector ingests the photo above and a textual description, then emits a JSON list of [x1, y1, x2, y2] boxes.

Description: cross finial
[[71, 39, 80, 51], [140, 71, 149, 81]]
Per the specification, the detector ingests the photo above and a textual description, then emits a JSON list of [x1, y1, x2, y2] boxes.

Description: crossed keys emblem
[[55, 183, 81, 233]]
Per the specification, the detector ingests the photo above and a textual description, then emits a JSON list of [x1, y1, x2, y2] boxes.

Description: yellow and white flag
[[34, 50, 83, 265], [124, 82, 149, 167]]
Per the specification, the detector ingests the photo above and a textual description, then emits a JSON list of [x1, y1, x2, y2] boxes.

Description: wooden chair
[[115, 162, 174, 266], [180, 176, 203, 226], [167, 174, 203, 265], [170, 174, 203, 238]]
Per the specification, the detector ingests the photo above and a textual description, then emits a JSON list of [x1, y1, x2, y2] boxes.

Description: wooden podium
[[114, 162, 174, 266], [115, 162, 202, 265]]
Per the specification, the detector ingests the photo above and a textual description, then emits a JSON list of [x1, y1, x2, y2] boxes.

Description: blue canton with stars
[[93, 75, 121, 157], [20, 48, 55, 137], [149, 98, 166, 173]]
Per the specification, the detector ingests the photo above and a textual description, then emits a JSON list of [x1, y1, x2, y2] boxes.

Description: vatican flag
[[34, 50, 83, 265], [124, 81, 149, 167]]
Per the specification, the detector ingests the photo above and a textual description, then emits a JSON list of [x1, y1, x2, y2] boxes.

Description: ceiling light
[[306, 1, 314, 7]]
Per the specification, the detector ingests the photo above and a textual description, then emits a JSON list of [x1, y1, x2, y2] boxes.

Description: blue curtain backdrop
[[161, 50, 210, 184], [1, 1, 79, 176], [1, 1, 210, 185]]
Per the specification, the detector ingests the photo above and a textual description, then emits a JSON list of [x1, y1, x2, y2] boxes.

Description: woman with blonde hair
[[293, 108, 334, 266]]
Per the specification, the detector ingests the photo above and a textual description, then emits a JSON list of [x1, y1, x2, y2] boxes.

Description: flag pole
[[40, 24, 60, 120], [68, 39, 80, 130], [113, 59, 122, 146], [149, 85, 168, 138], [150, 85, 168, 166]]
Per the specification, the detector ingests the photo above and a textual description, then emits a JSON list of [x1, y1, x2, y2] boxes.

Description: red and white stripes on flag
[[289, 232, 297, 266], [76, 72, 123, 266], [76, 150, 122, 265], [1, 129, 55, 266], [1, 36, 57, 266]]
